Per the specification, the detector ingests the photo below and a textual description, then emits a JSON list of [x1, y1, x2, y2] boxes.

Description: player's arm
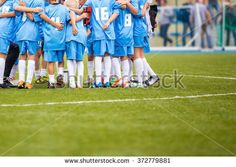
[[70, 11, 78, 35], [141, 2, 149, 17], [14, 5, 43, 13], [103, 12, 119, 30], [40, 13, 64, 30], [0, 0, 6, 6], [69, 7, 83, 15], [116, 0, 138, 15], [0, 12, 16, 18]]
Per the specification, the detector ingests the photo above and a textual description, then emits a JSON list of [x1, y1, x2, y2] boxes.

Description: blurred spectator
[[178, 0, 195, 46], [225, 0, 236, 46], [149, 0, 161, 32], [208, 0, 220, 18], [190, 0, 213, 48], [158, 0, 174, 46]]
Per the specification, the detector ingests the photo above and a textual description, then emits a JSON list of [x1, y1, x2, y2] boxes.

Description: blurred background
[[148, 0, 236, 52]]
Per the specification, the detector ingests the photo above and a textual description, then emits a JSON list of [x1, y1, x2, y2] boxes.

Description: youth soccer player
[[0, 0, 16, 88], [133, 0, 159, 88], [39, 0, 70, 88], [14, 0, 44, 89], [65, 0, 87, 88], [111, 0, 138, 88], [81, 0, 120, 88]]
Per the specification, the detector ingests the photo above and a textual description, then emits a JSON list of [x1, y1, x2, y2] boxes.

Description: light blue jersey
[[114, 0, 138, 46], [41, 3, 70, 51], [83, 0, 120, 41], [133, 0, 148, 37], [13, 0, 44, 42], [66, 13, 87, 46], [0, 0, 15, 40]]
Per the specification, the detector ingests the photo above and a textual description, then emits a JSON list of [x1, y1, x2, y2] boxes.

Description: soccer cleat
[[95, 82, 103, 88], [145, 75, 160, 86], [69, 77, 76, 89], [18, 81, 26, 89], [56, 75, 65, 88], [122, 82, 130, 88], [0, 82, 10, 89], [103, 82, 110, 88], [41, 76, 48, 83], [48, 82, 56, 89], [4, 78, 17, 88], [25, 83, 33, 89], [111, 78, 122, 88], [137, 83, 144, 88], [35, 77, 42, 84]]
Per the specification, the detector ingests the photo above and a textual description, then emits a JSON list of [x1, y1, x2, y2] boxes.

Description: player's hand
[[33, 7, 43, 13], [103, 22, 110, 30], [81, 13, 88, 19], [19, 0, 26, 7], [72, 27, 78, 36], [54, 22, 64, 31]]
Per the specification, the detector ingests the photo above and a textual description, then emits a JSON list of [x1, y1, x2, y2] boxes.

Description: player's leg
[[111, 56, 121, 88], [66, 41, 76, 88], [3, 43, 19, 87], [34, 48, 42, 84], [56, 51, 65, 88], [40, 41, 48, 83], [93, 40, 104, 87], [76, 43, 85, 88], [44, 51, 56, 88], [0, 38, 10, 88], [24, 41, 38, 89], [87, 41, 94, 87], [17, 41, 27, 89]]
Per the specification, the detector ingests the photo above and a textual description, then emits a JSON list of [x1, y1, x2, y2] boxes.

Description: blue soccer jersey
[[0, 0, 15, 40], [133, 0, 148, 37], [114, 0, 138, 46], [13, 0, 44, 42], [66, 13, 87, 46], [82, 0, 120, 41], [41, 4, 70, 51]]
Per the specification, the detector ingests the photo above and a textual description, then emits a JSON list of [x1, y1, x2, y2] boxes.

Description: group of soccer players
[[0, 0, 160, 89]]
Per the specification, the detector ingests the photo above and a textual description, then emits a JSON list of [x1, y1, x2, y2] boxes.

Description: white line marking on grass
[[161, 74, 236, 80], [184, 74, 236, 80], [1, 92, 236, 107]]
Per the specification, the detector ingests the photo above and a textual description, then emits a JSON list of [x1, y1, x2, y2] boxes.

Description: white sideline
[[0, 92, 236, 107]]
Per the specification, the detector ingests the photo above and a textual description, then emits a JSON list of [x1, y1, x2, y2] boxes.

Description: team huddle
[[0, 0, 160, 89]]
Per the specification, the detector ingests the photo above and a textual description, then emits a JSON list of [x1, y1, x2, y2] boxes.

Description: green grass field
[[0, 53, 236, 156]]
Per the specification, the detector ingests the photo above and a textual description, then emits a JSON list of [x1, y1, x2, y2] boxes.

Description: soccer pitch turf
[[0, 53, 236, 156]]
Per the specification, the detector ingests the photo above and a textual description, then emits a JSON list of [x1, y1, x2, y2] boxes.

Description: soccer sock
[[26, 60, 35, 84], [35, 70, 41, 80], [134, 58, 144, 83], [49, 74, 55, 84], [102, 60, 105, 80], [77, 61, 84, 87], [10, 64, 18, 79], [58, 67, 64, 76], [128, 58, 133, 81], [112, 57, 121, 79], [87, 61, 94, 80], [18, 60, 26, 82], [0, 58, 6, 84], [40, 69, 47, 77], [104, 56, 111, 83], [95, 57, 102, 84], [67, 60, 75, 77], [142, 58, 148, 81], [143, 58, 156, 77], [121, 59, 129, 84]]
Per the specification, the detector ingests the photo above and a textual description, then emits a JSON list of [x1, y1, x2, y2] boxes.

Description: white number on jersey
[[124, 14, 132, 27], [1, 6, 10, 13], [95, 7, 109, 21], [51, 17, 61, 30]]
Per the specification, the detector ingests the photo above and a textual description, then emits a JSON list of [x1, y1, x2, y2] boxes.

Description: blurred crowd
[[148, 0, 236, 48]]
